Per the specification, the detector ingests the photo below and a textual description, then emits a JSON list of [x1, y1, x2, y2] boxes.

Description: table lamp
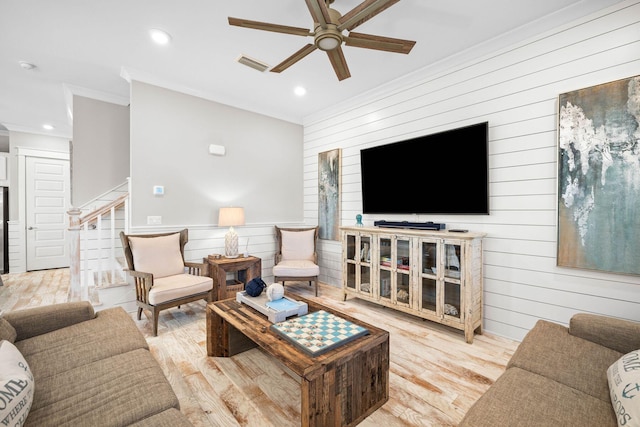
[[218, 207, 245, 258]]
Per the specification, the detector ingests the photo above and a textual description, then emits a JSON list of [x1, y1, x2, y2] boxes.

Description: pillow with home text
[[607, 349, 640, 427], [0, 340, 34, 426]]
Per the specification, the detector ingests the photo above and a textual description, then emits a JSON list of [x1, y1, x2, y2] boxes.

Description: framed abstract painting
[[318, 148, 341, 241], [557, 75, 640, 274]]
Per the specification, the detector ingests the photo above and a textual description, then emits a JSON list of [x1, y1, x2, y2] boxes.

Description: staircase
[[67, 179, 135, 311]]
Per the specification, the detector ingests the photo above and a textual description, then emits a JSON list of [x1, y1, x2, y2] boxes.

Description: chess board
[[270, 310, 369, 356]]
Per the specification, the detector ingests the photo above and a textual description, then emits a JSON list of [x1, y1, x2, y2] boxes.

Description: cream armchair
[[273, 226, 320, 296], [120, 229, 213, 336]]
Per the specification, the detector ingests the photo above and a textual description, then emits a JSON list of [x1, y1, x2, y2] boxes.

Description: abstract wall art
[[558, 75, 640, 274], [318, 148, 341, 241]]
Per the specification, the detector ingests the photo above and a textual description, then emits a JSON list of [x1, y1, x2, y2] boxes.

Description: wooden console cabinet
[[341, 226, 485, 343]]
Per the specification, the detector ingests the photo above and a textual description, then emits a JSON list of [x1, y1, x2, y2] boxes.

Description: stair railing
[[68, 180, 130, 302]]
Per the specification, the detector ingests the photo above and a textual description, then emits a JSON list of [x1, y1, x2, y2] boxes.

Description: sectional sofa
[[0, 301, 192, 426], [460, 313, 640, 426]]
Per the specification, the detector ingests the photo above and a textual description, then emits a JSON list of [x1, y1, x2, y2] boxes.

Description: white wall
[[130, 81, 304, 227], [303, 0, 640, 341], [72, 96, 130, 206], [129, 81, 305, 281]]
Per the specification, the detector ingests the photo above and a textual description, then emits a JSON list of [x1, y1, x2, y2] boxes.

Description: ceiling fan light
[[317, 35, 340, 51]]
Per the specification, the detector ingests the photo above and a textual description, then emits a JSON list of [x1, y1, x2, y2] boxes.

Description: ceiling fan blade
[[338, 0, 400, 32], [305, 0, 332, 29], [271, 44, 318, 73], [345, 32, 415, 54], [326, 46, 351, 81], [228, 17, 311, 37]]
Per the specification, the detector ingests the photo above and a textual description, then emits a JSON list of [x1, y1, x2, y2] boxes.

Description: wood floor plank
[[0, 269, 520, 426], [182, 372, 243, 427], [216, 351, 299, 427]]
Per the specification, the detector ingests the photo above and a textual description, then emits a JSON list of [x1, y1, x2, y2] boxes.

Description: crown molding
[[120, 66, 301, 125], [1, 122, 71, 139], [63, 83, 129, 106]]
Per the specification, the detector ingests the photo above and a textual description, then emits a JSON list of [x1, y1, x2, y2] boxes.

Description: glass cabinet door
[[379, 237, 392, 268], [379, 269, 391, 300], [345, 234, 357, 290], [444, 281, 461, 319], [360, 235, 371, 263], [395, 237, 411, 305], [421, 277, 437, 312], [444, 243, 461, 279], [346, 263, 356, 290], [359, 235, 372, 295], [421, 241, 438, 276], [344, 233, 374, 294], [346, 234, 356, 261], [379, 237, 392, 301], [419, 240, 438, 314], [443, 243, 462, 319]]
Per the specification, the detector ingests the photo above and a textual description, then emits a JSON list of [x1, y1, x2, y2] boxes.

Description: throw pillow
[[0, 340, 34, 427], [607, 348, 640, 427], [0, 314, 17, 343], [281, 229, 315, 261], [128, 233, 185, 278]]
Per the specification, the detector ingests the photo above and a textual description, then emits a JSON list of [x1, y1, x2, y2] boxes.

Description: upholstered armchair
[[120, 229, 213, 336], [273, 226, 320, 296]]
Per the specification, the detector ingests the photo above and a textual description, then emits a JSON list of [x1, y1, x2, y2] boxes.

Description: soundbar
[[374, 220, 446, 230]]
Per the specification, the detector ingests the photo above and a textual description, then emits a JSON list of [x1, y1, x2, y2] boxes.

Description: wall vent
[[236, 54, 270, 72]]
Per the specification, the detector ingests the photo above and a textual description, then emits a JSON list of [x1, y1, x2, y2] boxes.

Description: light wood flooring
[[0, 269, 519, 426]]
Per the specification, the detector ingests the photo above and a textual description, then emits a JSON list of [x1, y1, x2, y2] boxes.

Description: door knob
[[28, 226, 37, 230]]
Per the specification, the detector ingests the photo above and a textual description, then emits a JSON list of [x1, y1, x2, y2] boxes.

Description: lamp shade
[[218, 207, 245, 227]]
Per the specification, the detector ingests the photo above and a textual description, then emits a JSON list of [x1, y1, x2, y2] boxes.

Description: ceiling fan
[[228, 0, 416, 81]]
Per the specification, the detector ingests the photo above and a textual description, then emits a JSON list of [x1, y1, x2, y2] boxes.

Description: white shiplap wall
[[302, 0, 640, 342]]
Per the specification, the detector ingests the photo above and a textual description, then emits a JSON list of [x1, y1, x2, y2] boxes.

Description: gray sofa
[[0, 302, 192, 426], [460, 313, 640, 426]]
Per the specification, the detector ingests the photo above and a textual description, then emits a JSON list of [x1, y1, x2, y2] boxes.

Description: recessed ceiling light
[[149, 28, 172, 45], [42, 124, 55, 130], [294, 86, 307, 96], [18, 61, 36, 70]]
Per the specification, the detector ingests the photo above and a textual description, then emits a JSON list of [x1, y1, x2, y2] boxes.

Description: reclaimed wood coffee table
[[206, 294, 389, 427]]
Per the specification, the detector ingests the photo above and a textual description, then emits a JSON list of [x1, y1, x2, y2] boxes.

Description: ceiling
[[0, 0, 624, 139]]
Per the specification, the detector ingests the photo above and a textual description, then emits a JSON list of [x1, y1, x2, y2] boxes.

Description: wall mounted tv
[[360, 121, 489, 215]]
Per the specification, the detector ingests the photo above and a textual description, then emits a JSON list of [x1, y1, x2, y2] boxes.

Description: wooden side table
[[205, 255, 262, 301]]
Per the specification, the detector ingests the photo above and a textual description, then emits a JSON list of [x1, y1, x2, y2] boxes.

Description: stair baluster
[[67, 180, 130, 304]]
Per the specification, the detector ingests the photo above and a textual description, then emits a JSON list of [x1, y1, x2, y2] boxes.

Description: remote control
[[449, 229, 468, 233]]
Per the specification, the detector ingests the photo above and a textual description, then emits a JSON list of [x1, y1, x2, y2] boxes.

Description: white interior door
[[26, 156, 70, 271]]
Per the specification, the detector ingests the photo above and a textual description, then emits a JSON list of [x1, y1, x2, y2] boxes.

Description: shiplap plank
[[483, 237, 555, 257], [485, 267, 640, 301]]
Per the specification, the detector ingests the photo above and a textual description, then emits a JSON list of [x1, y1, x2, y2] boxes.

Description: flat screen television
[[360, 121, 489, 215]]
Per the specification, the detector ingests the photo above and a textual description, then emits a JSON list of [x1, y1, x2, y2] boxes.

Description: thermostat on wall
[[153, 185, 164, 196]]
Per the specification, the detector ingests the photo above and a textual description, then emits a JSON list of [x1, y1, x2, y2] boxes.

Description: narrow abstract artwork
[[558, 75, 640, 274], [318, 148, 341, 241]]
